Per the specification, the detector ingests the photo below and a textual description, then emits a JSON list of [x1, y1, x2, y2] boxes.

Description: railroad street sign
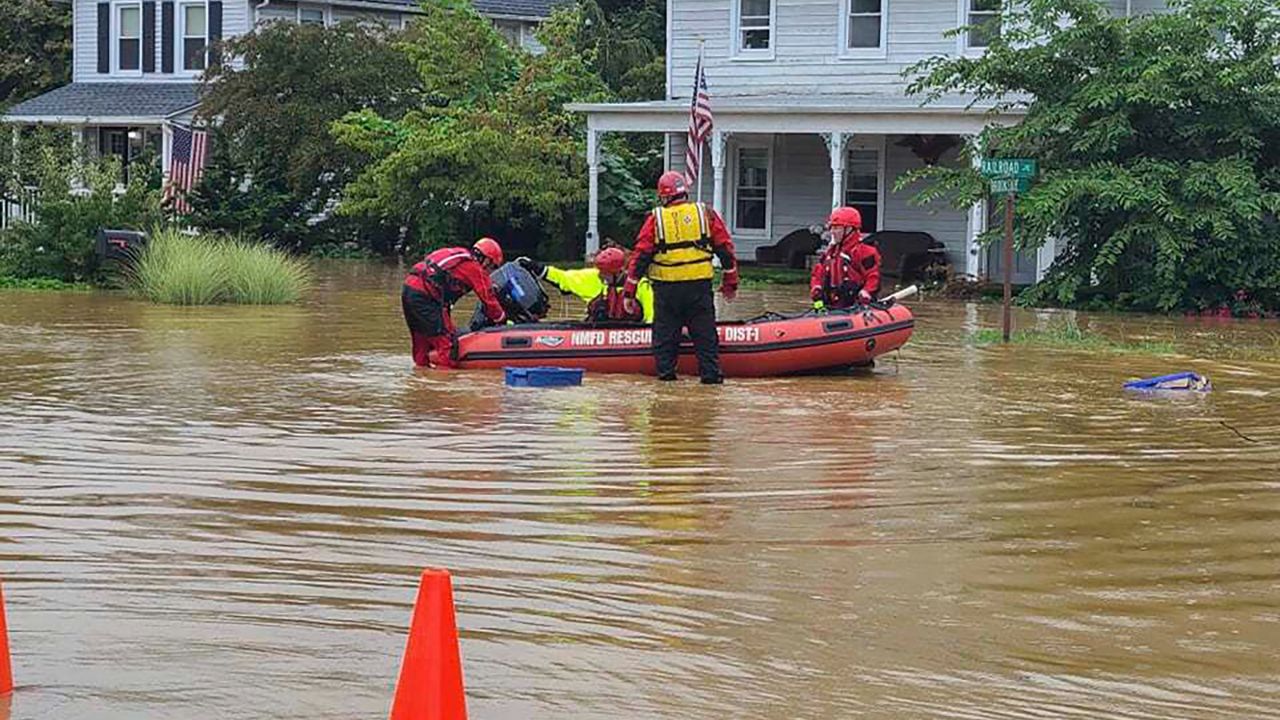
[[981, 158, 1037, 179]]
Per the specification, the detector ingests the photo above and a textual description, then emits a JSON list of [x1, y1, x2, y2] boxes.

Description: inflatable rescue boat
[[440, 305, 914, 377], [436, 262, 916, 377]]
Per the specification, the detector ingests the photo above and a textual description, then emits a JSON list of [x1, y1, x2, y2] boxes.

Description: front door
[[97, 127, 162, 183]]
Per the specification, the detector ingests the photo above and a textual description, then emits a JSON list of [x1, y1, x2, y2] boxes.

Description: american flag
[[684, 48, 713, 188], [164, 124, 209, 214]]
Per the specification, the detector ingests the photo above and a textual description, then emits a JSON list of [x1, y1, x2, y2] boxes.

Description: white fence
[[1, 187, 38, 230]]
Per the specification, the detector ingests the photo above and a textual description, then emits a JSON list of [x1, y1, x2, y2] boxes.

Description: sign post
[[980, 159, 1037, 342]]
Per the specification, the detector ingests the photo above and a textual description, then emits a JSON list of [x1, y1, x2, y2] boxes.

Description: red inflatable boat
[[434, 304, 915, 377]]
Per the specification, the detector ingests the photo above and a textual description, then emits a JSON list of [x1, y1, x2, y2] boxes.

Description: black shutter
[[97, 3, 110, 73], [161, 1, 174, 73], [142, 2, 156, 72], [208, 1, 223, 67]]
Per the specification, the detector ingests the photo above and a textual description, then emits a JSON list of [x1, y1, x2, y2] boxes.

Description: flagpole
[[695, 38, 705, 204]]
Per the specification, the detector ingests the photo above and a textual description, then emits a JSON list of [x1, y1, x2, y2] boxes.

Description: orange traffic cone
[[388, 569, 467, 720], [1, 579, 12, 697]]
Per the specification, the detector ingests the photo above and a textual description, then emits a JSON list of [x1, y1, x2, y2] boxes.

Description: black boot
[[658, 373, 677, 381], [700, 375, 723, 385]]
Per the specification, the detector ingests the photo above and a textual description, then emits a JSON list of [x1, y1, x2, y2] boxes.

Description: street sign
[[989, 177, 1030, 195], [981, 158, 1037, 179]]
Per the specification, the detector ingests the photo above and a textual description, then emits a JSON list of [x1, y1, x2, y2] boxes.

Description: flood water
[[2, 261, 1279, 719]]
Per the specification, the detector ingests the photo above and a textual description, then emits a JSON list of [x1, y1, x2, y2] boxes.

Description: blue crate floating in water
[[1123, 371, 1211, 393], [504, 366, 585, 388]]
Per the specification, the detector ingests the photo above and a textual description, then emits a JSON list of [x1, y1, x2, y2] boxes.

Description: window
[[118, 4, 142, 71], [734, 0, 772, 54], [494, 20, 522, 46], [182, 3, 207, 71], [298, 5, 326, 25], [843, 0, 886, 55], [964, 0, 1000, 50], [734, 147, 770, 233], [844, 148, 881, 232]]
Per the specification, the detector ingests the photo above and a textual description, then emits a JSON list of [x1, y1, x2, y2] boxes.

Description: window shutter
[[143, 2, 156, 72], [97, 3, 110, 73], [161, 1, 174, 73], [209, 1, 223, 67]]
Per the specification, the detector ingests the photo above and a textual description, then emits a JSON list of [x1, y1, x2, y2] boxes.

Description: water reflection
[[1, 267, 1279, 719]]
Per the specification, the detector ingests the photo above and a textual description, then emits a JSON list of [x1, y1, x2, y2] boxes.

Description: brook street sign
[[981, 158, 1037, 179]]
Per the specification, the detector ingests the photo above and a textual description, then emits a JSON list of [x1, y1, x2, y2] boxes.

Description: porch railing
[[1, 186, 39, 231]]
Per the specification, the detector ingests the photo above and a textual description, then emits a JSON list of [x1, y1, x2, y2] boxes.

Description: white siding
[[770, 133, 831, 247], [669, 0, 962, 99], [882, 136, 967, 265], [74, 0, 251, 82]]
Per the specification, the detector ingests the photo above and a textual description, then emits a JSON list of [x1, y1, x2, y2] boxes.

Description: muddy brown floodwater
[[2, 261, 1279, 719]]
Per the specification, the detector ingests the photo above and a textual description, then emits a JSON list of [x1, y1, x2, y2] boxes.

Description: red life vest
[[587, 283, 640, 322], [819, 236, 879, 308], [408, 247, 476, 304]]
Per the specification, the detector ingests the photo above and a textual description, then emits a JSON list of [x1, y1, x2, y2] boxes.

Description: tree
[[903, 0, 1280, 312], [333, 1, 617, 258], [0, 0, 71, 110], [191, 21, 421, 251]]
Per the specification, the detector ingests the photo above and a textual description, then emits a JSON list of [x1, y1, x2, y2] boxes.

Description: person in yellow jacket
[[622, 171, 738, 384], [517, 246, 654, 323]]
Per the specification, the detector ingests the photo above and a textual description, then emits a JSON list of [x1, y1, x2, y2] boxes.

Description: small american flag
[[684, 47, 713, 188], [164, 124, 209, 214]]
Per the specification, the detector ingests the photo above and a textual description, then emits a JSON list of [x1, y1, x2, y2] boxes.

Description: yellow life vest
[[649, 201, 714, 282]]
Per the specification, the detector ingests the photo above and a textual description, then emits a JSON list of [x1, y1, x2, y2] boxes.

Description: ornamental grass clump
[[128, 227, 310, 305]]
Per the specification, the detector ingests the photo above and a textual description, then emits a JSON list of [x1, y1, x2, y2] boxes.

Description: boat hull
[[436, 304, 915, 378]]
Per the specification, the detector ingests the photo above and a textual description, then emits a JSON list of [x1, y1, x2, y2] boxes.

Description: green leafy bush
[[0, 148, 162, 281], [903, 0, 1280, 313]]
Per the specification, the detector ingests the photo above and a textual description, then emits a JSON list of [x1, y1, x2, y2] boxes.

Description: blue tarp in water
[[1123, 372, 1211, 392]]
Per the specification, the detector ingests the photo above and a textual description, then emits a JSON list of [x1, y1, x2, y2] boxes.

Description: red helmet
[[594, 247, 626, 275], [472, 237, 503, 267], [656, 171, 689, 203], [828, 206, 862, 230]]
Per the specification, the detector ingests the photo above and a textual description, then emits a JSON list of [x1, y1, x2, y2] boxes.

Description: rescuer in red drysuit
[[401, 237, 506, 368], [810, 206, 881, 310]]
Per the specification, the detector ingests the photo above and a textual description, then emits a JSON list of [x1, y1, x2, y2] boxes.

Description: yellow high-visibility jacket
[[545, 266, 655, 323]]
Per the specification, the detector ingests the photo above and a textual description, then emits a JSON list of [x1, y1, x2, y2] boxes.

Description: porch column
[[965, 145, 986, 280], [826, 131, 847, 209], [1036, 235, 1057, 282], [71, 127, 86, 189], [710, 130, 726, 217], [586, 127, 601, 258]]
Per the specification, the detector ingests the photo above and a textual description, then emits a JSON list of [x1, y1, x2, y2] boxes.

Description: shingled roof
[[4, 83, 200, 122], [471, 0, 555, 18]]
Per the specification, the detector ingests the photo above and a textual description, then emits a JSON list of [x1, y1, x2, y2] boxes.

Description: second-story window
[[735, 0, 772, 54], [964, 0, 1000, 50], [182, 3, 207, 71], [845, 0, 885, 52], [118, 4, 142, 71]]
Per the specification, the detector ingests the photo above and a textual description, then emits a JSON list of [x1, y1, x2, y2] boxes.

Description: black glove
[[516, 256, 545, 278]]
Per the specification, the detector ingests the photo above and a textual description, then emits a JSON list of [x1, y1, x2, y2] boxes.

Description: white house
[[570, 0, 1169, 282], [3, 0, 554, 187]]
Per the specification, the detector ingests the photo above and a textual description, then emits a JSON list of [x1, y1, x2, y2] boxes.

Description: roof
[[4, 83, 201, 123], [471, 0, 554, 19]]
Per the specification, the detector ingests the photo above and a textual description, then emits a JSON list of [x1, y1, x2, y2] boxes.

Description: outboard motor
[[469, 261, 550, 331]]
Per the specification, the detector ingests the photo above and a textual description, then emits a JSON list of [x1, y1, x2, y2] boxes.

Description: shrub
[[128, 227, 311, 305], [0, 149, 163, 281]]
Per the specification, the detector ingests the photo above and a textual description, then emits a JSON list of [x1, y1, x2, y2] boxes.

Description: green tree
[[0, 0, 71, 110], [903, 0, 1280, 312], [334, 2, 616, 258], [191, 21, 421, 251]]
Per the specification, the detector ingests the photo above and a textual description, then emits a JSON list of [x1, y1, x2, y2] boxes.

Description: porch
[[568, 96, 1042, 284], [3, 83, 201, 189]]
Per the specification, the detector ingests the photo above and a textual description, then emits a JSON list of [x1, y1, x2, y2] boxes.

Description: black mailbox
[[96, 229, 147, 264]]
